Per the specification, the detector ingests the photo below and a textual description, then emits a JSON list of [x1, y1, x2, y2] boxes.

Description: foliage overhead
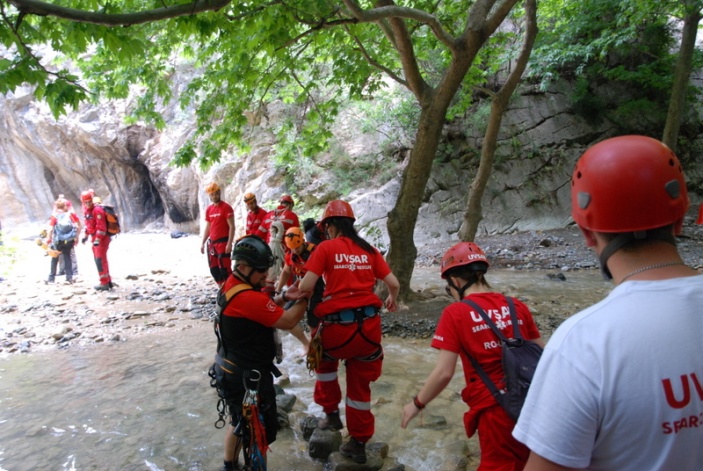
[[0, 0, 523, 169]]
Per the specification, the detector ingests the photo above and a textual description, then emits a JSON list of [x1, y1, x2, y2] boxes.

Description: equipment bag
[[54, 211, 77, 243], [101, 205, 121, 235], [461, 296, 543, 421]]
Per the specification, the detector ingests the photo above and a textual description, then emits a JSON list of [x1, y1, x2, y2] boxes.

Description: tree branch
[[0, 3, 91, 96], [6, 0, 234, 26], [341, 0, 456, 48], [345, 25, 407, 87]]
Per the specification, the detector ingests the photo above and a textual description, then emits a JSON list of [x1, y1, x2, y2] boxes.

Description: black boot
[[340, 437, 367, 464], [317, 410, 343, 431]]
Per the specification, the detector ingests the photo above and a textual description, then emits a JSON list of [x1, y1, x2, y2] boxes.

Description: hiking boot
[[109, 281, 118, 289], [318, 411, 343, 431], [340, 437, 366, 464], [94, 284, 111, 291]]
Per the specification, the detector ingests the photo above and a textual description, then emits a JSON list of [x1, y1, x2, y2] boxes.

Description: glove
[[93, 239, 101, 246], [81, 236, 88, 244]]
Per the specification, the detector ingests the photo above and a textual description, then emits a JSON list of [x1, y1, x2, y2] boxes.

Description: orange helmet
[[244, 193, 256, 203], [205, 182, 220, 194], [321, 200, 355, 223], [280, 195, 294, 205], [571, 135, 689, 234], [284, 227, 305, 250], [81, 189, 95, 203], [440, 242, 489, 279]]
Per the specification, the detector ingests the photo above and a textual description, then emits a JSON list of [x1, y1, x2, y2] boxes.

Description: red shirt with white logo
[[304, 236, 391, 316], [431, 292, 540, 410], [205, 201, 234, 241]]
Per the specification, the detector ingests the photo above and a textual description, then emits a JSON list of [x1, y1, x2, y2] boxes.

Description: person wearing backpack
[[45, 198, 81, 284], [401, 241, 544, 471], [81, 189, 114, 291], [54, 194, 79, 277], [513, 136, 703, 471]]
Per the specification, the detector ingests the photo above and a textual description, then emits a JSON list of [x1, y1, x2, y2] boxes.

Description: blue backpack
[[54, 212, 77, 244]]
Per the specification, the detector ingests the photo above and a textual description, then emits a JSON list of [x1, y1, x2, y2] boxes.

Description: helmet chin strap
[[448, 279, 475, 300], [599, 230, 677, 280], [234, 266, 257, 290]]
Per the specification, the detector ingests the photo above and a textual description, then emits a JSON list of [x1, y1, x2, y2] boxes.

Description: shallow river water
[[0, 269, 610, 471]]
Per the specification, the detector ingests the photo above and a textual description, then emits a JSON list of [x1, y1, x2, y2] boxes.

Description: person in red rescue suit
[[273, 226, 328, 351], [257, 194, 300, 243], [215, 235, 309, 471], [81, 190, 114, 291], [401, 241, 544, 471], [297, 200, 400, 464], [243, 192, 268, 239], [200, 183, 235, 287]]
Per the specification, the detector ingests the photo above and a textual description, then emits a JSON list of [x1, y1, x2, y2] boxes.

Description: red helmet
[[440, 242, 489, 279], [321, 200, 355, 223], [280, 195, 294, 205], [284, 227, 304, 250], [81, 189, 95, 203], [571, 135, 689, 234]]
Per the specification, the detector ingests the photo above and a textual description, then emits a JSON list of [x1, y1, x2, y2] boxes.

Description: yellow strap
[[224, 282, 252, 302]]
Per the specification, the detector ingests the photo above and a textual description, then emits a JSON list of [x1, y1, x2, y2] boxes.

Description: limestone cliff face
[[1, 79, 701, 246]]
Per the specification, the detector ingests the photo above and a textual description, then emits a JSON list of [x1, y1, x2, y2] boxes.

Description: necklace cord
[[620, 262, 688, 283]]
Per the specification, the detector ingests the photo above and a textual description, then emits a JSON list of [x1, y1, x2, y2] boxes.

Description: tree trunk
[[461, 0, 538, 242], [386, 106, 447, 299], [662, 2, 702, 151]]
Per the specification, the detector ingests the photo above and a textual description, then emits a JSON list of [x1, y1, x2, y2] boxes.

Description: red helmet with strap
[[280, 195, 294, 205], [440, 242, 489, 279], [571, 135, 689, 234], [321, 200, 355, 223]]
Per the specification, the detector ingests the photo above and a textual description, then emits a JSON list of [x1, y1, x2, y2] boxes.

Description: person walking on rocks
[[201, 183, 235, 287], [513, 135, 703, 471], [244, 192, 267, 239], [401, 241, 543, 470], [298, 200, 400, 464], [211, 235, 308, 471], [81, 190, 113, 290]]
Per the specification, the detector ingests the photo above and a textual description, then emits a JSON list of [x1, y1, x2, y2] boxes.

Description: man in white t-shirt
[[513, 135, 703, 471]]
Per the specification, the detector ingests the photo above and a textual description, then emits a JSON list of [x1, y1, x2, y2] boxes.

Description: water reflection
[[0, 269, 609, 470]]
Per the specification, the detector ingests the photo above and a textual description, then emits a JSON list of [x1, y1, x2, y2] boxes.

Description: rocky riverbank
[[1, 221, 702, 356]]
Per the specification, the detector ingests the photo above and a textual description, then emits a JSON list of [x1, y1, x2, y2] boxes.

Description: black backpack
[[461, 296, 543, 421]]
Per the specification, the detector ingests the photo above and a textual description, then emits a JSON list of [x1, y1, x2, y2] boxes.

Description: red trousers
[[207, 240, 232, 286], [313, 315, 383, 443], [92, 236, 111, 286], [470, 404, 529, 471]]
